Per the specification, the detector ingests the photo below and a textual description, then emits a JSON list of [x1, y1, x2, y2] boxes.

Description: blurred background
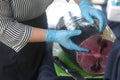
[[46, 0, 106, 29], [46, 0, 120, 36]]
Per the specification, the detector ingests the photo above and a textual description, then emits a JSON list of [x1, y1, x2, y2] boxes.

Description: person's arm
[[74, 0, 94, 4], [0, 1, 51, 52], [0, 1, 33, 52], [74, 0, 82, 4], [29, 27, 89, 52], [0, 1, 89, 53], [29, 28, 46, 42], [0, 1, 48, 52]]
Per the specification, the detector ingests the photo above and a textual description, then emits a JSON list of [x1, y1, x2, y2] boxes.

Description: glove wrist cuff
[[79, 0, 92, 9], [45, 30, 56, 42]]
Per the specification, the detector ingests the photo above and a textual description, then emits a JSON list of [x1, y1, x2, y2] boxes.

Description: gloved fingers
[[90, 9, 107, 32], [67, 30, 82, 37], [98, 13, 107, 32], [99, 17, 107, 32], [69, 40, 89, 52], [82, 12, 94, 25]]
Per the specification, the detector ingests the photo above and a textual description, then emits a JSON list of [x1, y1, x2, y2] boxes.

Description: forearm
[[74, 0, 91, 4], [74, 0, 82, 4], [29, 27, 46, 42]]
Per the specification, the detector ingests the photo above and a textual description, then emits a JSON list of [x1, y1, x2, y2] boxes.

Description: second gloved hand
[[45, 30, 89, 52], [79, 0, 107, 32]]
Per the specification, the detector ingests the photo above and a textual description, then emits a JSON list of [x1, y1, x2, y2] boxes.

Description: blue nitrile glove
[[46, 30, 89, 52], [79, 0, 107, 32]]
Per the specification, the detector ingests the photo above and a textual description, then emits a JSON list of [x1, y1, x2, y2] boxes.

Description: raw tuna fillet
[[76, 35, 113, 74]]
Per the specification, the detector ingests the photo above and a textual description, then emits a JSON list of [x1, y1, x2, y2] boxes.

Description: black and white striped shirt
[[0, 0, 53, 52]]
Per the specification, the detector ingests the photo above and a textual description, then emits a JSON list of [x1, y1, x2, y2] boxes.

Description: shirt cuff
[[0, 22, 32, 53]]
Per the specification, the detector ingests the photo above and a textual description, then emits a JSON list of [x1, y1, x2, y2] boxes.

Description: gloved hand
[[79, 0, 107, 32], [45, 30, 89, 52]]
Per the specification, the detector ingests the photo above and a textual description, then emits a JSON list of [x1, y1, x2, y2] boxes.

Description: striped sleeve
[[0, 0, 32, 52]]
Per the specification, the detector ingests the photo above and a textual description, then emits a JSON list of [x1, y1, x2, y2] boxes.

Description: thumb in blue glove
[[79, 0, 107, 32], [45, 30, 89, 52]]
